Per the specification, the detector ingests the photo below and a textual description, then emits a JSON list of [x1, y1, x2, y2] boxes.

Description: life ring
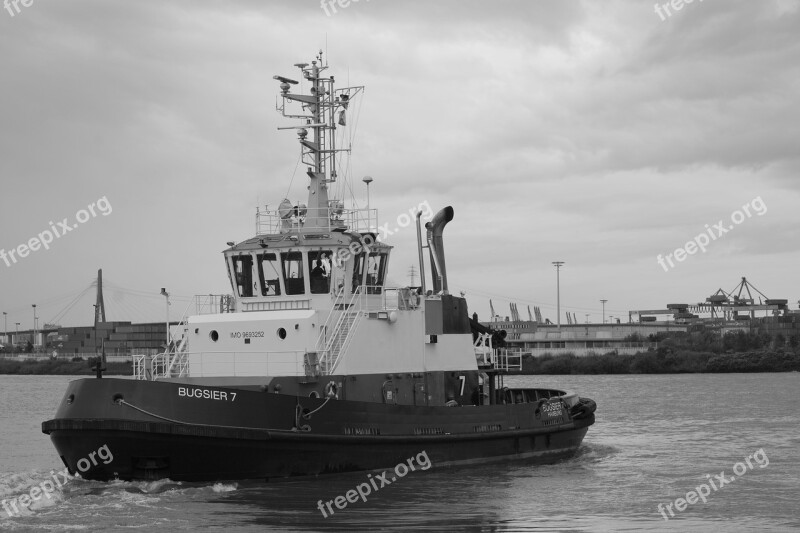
[[325, 381, 338, 399]]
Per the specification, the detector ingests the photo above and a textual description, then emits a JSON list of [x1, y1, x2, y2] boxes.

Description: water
[[1, 373, 798, 532]]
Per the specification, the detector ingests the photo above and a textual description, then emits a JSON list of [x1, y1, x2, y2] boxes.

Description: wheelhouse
[[224, 235, 391, 312]]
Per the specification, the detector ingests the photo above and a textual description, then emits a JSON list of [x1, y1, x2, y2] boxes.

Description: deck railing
[[256, 205, 377, 235]]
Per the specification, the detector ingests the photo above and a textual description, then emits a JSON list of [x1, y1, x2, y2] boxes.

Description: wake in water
[[0, 469, 237, 521], [569, 443, 620, 465], [0, 469, 73, 518]]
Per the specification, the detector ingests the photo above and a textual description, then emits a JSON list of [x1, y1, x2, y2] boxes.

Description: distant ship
[[43, 52, 596, 481]]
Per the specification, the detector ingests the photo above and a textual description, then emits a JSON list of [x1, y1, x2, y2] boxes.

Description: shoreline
[[1, 350, 798, 375], [0, 358, 132, 376]]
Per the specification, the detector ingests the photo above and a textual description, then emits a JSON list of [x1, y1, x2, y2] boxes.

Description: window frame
[[257, 252, 283, 296]]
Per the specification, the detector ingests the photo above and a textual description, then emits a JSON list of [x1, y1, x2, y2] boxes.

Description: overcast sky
[[1, 0, 798, 329]]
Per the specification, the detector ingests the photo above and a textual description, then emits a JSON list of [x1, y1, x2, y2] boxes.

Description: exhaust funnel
[[425, 206, 454, 294]]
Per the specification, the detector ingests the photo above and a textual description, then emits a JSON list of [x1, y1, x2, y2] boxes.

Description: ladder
[[316, 287, 364, 374]]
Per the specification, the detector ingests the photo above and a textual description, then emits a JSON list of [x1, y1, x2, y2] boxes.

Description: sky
[[1, 0, 798, 330]]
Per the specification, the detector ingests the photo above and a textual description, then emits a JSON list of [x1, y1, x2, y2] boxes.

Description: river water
[[0, 373, 798, 532]]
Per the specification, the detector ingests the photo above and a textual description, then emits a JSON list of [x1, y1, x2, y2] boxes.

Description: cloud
[[0, 0, 797, 326]]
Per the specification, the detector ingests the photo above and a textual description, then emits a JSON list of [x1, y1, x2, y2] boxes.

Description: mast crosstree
[[273, 51, 365, 233]]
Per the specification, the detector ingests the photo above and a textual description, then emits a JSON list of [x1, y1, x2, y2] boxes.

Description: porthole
[[277, 328, 287, 340], [210, 330, 219, 342]]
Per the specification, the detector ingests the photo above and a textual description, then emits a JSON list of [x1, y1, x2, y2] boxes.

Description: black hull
[[43, 378, 594, 481], [45, 418, 591, 481]]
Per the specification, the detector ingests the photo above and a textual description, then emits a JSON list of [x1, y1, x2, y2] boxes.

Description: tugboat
[[42, 52, 596, 481]]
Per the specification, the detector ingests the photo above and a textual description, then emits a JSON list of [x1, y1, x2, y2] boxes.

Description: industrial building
[[483, 277, 800, 357], [483, 319, 686, 357], [1, 322, 174, 359]]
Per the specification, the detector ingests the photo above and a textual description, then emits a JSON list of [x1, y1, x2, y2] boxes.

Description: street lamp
[[552, 262, 564, 328], [2, 312, 6, 346], [585, 314, 589, 324], [32, 304, 37, 352], [600, 299, 607, 324], [160, 288, 170, 347]]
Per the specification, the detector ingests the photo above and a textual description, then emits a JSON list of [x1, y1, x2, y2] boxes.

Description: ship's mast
[[274, 51, 363, 232]]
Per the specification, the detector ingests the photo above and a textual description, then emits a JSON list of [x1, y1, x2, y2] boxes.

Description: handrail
[[494, 348, 523, 371], [315, 288, 346, 351], [156, 298, 194, 379], [132, 354, 145, 380], [169, 299, 194, 346], [473, 332, 522, 371], [164, 343, 189, 378], [328, 286, 363, 352], [318, 287, 363, 373], [330, 311, 364, 373], [133, 296, 191, 381]]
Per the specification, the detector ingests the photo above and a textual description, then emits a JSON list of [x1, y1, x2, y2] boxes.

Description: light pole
[[15, 322, 20, 350], [585, 314, 589, 324], [600, 299, 607, 324], [32, 304, 37, 352], [362, 176, 373, 211], [160, 288, 170, 347], [552, 261, 564, 328], [92, 304, 99, 356], [2, 311, 6, 346], [362, 176, 373, 229]]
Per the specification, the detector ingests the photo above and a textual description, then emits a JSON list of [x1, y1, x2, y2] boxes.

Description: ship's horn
[[425, 206, 454, 294]]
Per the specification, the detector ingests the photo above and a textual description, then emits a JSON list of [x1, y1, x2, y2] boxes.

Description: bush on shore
[[521, 349, 800, 374]]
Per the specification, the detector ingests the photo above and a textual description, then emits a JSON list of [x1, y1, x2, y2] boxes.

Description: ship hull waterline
[[42, 378, 594, 482], [44, 421, 591, 481]]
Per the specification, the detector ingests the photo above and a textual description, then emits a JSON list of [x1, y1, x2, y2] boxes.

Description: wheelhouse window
[[257, 253, 282, 296], [232, 254, 254, 297], [281, 251, 305, 295], [309, 250, 332, 294], [366, 252, 388, 294]]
